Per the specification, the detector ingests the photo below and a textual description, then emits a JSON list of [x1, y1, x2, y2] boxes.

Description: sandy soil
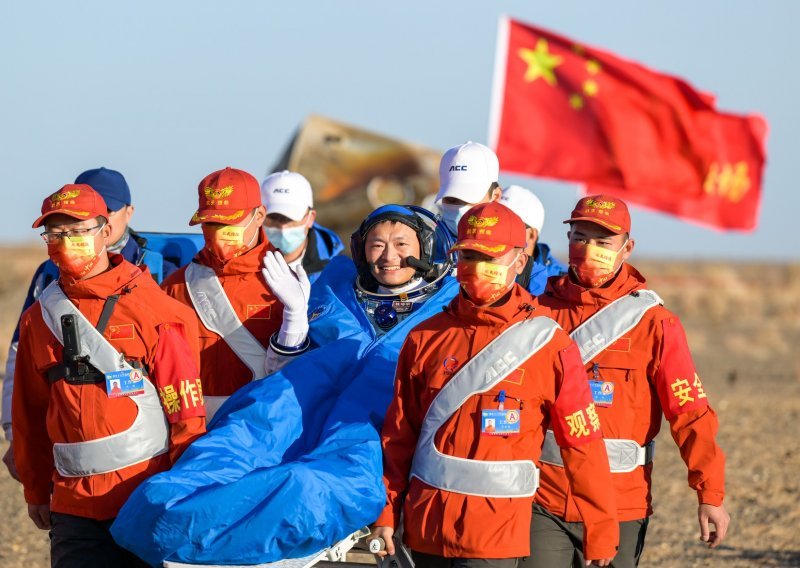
[[0, 248, 797, 567]]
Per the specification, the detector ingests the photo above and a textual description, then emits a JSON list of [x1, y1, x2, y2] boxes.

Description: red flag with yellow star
[[488, 16, 767, 231]]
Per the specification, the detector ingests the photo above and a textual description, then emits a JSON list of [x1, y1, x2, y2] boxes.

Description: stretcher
[[163, 527, 373, 568]]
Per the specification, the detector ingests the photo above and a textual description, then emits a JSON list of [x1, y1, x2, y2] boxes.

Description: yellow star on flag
[[519, 39, 563, 86], [583, 79, 599, 96], [569, 94, 585, 109]]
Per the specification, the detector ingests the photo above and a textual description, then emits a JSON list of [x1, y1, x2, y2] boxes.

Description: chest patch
[[503, 368, 525, 386], [107, 323, 135, 341], [606, 337, 632, 352], [246, 304, 272, 320]]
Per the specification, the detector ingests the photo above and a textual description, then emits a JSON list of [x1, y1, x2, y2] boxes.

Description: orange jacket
[[376, 285, 618, 560], [533, 264, 725, 522], [161, 231, 283, 396], [12, 255, 206, 521]]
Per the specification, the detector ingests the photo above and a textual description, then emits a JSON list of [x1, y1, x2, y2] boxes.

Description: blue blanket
[[111, 256, 458, 566]]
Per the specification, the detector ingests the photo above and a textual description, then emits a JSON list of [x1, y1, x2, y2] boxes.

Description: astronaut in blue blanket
[[111, 204, 458, 566]]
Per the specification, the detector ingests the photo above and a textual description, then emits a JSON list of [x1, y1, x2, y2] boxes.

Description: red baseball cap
[[32, 184, 109, 228], [450, 202, 527, 258], [563, 194, 631, 234], [189, 167, 262, 226]]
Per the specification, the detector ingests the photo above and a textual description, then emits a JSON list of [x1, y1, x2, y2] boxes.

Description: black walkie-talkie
[[61, 314, 89, 378]]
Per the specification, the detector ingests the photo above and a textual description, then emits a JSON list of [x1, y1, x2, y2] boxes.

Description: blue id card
[[589, 380, 614, 407], [105, 369, 145, 398], [481, 409, 521, 436]]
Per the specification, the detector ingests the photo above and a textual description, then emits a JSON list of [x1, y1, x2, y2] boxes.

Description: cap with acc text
[[435, 141, 500, 205], [261, 170, 314, 222]]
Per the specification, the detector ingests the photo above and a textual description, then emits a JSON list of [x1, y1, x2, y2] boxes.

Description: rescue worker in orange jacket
[[161, 167, 311, 421], [526, 195, 729, 568], [13, 184, 206, 567], [373, 202, 619, 568]]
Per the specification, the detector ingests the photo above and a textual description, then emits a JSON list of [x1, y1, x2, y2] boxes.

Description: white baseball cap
[[499, 185, 545, 232], [261, 170, 314, 221], [435, 141, 500, 204]]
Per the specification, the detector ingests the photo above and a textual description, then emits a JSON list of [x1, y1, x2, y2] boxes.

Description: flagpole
[[487, 14, 510, 151]]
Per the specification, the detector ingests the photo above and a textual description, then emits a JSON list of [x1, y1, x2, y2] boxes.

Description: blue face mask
[[264, 224, 308, 255], [439, 203, 472, 236]]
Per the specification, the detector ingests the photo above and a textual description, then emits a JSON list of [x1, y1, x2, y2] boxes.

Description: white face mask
[[439, 203, 472, 235], [264, 224, 308, 255]]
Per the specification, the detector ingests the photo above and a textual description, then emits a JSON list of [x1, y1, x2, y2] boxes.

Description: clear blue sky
[[2, 1, 795, 259]]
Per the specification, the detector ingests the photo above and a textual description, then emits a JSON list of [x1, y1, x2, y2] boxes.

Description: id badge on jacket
[[105, 369, 145, 398], [589, 380, 614, 407], [481, 409, 521, 436]]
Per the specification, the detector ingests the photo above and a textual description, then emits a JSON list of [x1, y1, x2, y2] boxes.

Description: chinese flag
[[489, 16, 768, 231]]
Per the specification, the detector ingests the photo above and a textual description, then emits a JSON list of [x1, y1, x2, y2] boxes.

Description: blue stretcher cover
[[111, 256, 458, 566]]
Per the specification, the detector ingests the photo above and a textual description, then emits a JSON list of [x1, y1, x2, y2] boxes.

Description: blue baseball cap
[[74, 167, 131, 212]]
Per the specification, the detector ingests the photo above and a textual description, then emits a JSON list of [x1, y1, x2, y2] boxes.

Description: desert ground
[[0, 246, 797, 567]]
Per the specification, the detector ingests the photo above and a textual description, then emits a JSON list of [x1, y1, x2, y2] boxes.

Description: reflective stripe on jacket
[[410, 317, 560, 498], [534, 263, 726, 522], [12, 256, 205, 520], [161, 231, 283, 397], [377, 285, 619, 560], [38, 282, 169, 477]]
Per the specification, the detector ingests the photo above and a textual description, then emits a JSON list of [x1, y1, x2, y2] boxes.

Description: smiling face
[[364, 220, 421, 287]]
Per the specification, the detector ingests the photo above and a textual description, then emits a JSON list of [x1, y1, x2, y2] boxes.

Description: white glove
[[262, 251, 311, 347]]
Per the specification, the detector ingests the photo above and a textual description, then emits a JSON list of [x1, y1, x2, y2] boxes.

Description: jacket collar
[[119, 231, 143, 264], [302, 226, 327, 274], [197, 229, 273, 276], [545, 262, 647, 306], [59, 254, 144, 300], [447, 283, 537, 327], [520, 242, 556, 284]]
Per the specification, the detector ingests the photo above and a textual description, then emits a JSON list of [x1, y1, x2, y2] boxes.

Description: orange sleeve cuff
[[697, 489, 725, 507], [584, 540, 619, 563], [373, 503, 399, 529], [23, 486, 51, 507]]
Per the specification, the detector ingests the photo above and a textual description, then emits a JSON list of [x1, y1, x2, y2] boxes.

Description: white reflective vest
[[541, 290, 663, 472], [38, 283, 169, 477], [409, 316, 560, 498], [570, 290, 663, 364], [184, 263, 270, 420]]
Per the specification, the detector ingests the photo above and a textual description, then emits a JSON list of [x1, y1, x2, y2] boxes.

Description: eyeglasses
[[40, 223, 105, 244]]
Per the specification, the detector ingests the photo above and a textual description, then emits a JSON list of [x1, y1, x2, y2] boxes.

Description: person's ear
[[306, 209, 317, 227], [528, 227, 539, 245], [102, 221, 113, 242], [254, 205, 267, 225], [620, 238, 635, 262], [490, 186, 503, 202], [514, 251, 528, 276], [123, 205, 135, 227]]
